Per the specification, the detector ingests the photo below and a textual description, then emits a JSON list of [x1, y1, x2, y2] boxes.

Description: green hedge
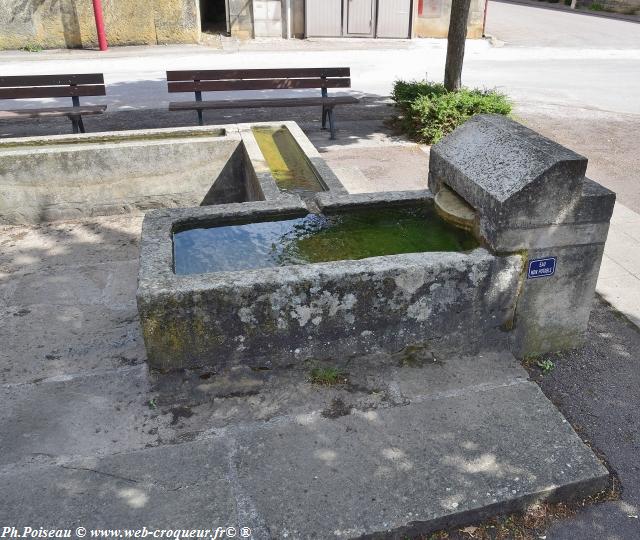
[[390, 80, 512, 144]]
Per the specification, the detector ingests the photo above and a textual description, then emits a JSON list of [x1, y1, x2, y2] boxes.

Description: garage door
[[376, 0, 411, 38], [346, 0, 375, 36], [305, 0, 342, 37]]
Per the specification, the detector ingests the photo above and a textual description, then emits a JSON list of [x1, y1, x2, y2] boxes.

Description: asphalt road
[[486, 0, 640, 48], [535, 298, 640, 539]]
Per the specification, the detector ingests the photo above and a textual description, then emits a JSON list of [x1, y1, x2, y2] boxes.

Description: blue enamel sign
[[528, 257, 557, 279]]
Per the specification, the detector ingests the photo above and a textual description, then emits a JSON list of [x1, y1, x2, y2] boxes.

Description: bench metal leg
[[197, 109, 204, 126], [70, 94, 85, 133], [327, 108, 337, 140], [321, 106, 328, 130]]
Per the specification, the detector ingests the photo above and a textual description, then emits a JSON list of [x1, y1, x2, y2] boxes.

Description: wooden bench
[[0, 74, 107, 134], [167, 68, 359, 140]]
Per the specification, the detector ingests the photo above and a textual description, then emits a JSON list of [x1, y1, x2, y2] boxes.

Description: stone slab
[[0, 302, 145, 385], [0, 365, 159, 468], [0, 353, 609, 537], [0, 350, 523, 469], [232, 381, 609, 539], [1, 260, 138, 310], [0, 215, 146, 385], [0, 215, 143, 276], [0, 438, 238, 530]]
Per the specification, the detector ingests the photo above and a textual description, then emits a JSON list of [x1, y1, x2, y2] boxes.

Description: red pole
[[92, 0, 108, 51]]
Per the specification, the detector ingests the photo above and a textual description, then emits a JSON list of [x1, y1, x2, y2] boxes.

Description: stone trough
[[138, 194, 521, 370], [135, 114, 615, 370], [0, 121, 346, 224]]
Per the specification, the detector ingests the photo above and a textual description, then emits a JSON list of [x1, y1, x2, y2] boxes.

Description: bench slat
[[169, 96, 359, 111], [168, 78, 350, 93], [167, 68, 350, 82], [0, 85, 107, 100], [0, 105, 107, 119], [0, 74, 105, 87]]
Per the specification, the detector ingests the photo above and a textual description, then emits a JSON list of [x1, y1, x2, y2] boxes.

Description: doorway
[[200, 0, 228, 35], [306, 0, 412, 38], [376, 0, 411, 38], [345, 0, 376, 37]]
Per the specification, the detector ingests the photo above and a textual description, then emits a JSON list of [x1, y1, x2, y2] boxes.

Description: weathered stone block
[[429, 114, 588, 231], [429, 114, 615, 357]]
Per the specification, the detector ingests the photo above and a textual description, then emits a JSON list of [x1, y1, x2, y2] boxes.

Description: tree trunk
[[444, 0, 472, 91]]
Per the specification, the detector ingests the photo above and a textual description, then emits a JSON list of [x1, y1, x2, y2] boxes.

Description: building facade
[[0, 0, 200, 50], [0, 0, 487, 50], [232, 0, 486, 40]]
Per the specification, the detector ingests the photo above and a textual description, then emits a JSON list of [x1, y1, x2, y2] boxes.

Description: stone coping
[[0, 124, 235, 150], [137, 192, 485, 296]]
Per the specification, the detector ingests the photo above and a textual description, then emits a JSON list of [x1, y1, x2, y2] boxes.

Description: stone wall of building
[[413, 0, 486, 38], [0, 0, 200, 50]]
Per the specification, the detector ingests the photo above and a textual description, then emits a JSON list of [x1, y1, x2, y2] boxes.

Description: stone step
[[0, 351, 608, 538]]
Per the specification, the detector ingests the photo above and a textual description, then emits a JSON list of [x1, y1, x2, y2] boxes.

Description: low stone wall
[[0, 0, 200, 50]]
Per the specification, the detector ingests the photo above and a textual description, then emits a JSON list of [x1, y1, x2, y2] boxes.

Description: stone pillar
[[428, 114, 615, 358]]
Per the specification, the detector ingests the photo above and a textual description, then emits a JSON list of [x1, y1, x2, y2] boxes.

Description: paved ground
[[486, 0, 640, 47], [516, 109, 640, 214], [0, 205, 610, 538]]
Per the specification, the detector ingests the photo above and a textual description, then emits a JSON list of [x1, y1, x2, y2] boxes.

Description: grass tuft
[[308, 366, 348, 386], [537, 358, 556, 374]]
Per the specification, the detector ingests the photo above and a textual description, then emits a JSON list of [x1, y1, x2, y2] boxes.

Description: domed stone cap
[[428, 114, 588, 230]]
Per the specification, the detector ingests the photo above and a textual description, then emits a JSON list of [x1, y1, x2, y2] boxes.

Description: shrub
[[390, 80, 512, 144]]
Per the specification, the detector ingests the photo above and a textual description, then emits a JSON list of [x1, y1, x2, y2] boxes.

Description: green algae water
[[173, 205, 479, 275], [252, 126, 326, 195]]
